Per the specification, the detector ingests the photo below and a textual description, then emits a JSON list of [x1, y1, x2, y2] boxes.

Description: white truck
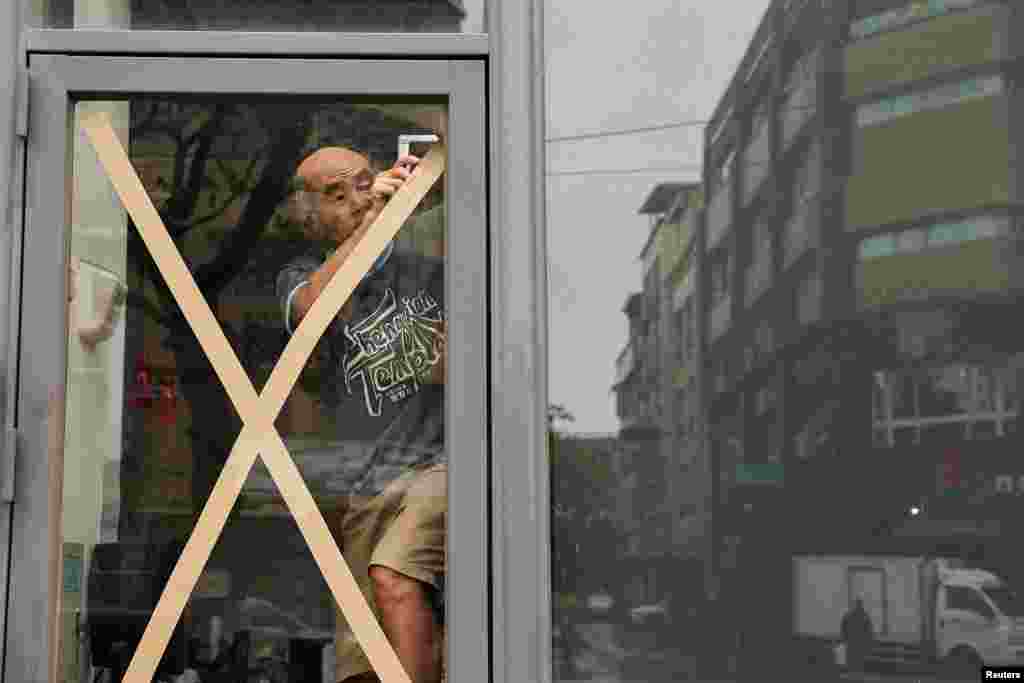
[[793, 554, 1024, 677]]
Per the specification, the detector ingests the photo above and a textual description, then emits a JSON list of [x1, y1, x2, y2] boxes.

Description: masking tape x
[[82, 112, 446, 683]]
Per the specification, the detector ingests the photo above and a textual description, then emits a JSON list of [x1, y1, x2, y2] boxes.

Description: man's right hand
[[355, 155, 421, 235]]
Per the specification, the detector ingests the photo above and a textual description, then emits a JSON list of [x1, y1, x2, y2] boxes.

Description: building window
[[850, 0, 987, 41], [707, 145, 736, 250], [743, 97, 772, 205], [781, 47, 818, 148], [710, 246, 732, 306], [858, 215, 1011, 260], [677, 298, 696, 366], [783, 48, 816, 98], [750, 99, 771, 141], [784, 140, 819, 267], [745, 215, 773, 305], [709, 146, 735, 197], [855, 75, 1003, 128], [872, 362, 1019, 447], [796, 271, 821, 325], [858, 215, 1013, 307]]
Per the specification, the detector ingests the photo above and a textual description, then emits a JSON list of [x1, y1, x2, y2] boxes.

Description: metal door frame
[[12, 53, 488, 683]]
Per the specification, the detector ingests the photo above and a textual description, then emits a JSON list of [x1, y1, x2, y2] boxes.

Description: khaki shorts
[[331, 462, 447, 683]]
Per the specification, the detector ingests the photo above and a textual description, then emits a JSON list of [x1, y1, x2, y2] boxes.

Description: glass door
[[11, 55, 486, 683]]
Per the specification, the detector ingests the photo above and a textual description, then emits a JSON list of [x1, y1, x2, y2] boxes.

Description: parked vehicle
[[793, 554, 1024, 677], [628, 599, 670, 627], [586, 592, 615, 615]]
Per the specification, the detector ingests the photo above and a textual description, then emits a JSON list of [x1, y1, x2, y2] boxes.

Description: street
[[556, 623, 979, 683]]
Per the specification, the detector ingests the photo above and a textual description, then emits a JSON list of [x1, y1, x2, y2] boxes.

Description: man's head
[[289, 146, 378, 243]]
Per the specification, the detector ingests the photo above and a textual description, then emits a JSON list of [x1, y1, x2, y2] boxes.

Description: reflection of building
[[611, 182, 703, 605], [697, 0, 1024, 673]]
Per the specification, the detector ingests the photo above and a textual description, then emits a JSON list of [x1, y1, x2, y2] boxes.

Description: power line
[[546, 119, 710, 143], [547, 138, 816, 176], [545, 102, 822, 144], [548, 164, 703, 178]]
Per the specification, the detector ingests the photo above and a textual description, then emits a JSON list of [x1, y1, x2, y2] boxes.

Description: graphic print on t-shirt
[[342, 288, 444, 417]]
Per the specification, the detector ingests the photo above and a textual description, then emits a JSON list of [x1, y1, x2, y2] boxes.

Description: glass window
[[985, 586, 1024, 618], [751, 99, 772, 139], [745, 217, 773, 304], [29, 0, 486, 33], [856, 75, 1004, 128], [710, 247, 732, 305], [60, 97, 451, 683], [859, 234, 897, 260], [850, 0, 986, 40], [947, 587, 996, 619], [793, 142, 820, 207], [892, 372, 916, 419], [710, 147, 736, 196]]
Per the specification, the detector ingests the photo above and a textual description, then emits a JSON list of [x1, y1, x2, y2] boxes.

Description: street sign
[[734, 462, 784, 485]]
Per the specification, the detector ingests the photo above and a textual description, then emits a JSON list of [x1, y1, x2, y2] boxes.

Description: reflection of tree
[[118, 101, 318, 538], [548, 404, 625, 599]]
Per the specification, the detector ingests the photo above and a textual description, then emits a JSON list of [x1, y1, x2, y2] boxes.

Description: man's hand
[[346, 154, 422, 245], [372, 155, 421, 208]]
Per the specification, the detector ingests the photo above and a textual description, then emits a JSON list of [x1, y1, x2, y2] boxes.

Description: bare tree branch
[[126, 291, 173, 329], [168, 157, 261, 238], [195, 106, 316, 297], [167, 104, 230, 224]]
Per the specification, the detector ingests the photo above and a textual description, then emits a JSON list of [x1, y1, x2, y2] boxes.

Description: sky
[[544, 0, 772, 434]]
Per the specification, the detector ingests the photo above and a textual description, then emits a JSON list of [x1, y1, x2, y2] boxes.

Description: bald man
[[277, 146, 447, 683]]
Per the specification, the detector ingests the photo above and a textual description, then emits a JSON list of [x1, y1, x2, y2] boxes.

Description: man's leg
[[369, 463, 447, 683], [369, 566, 440, 683]]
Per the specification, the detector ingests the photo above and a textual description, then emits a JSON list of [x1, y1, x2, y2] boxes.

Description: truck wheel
[[944, 648, 981, 680]]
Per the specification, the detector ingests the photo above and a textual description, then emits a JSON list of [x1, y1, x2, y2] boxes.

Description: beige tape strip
[[81, 112, 446, 683]]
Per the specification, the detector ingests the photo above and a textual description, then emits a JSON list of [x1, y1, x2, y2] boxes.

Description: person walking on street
[[841, 598, 874, 673]]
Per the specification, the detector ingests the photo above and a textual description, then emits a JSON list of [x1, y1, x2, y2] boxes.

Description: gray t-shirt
[[276, 220, 446, 497]]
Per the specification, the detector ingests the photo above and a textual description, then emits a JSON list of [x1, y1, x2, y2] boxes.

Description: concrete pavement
[[557, 621, 978, 683]]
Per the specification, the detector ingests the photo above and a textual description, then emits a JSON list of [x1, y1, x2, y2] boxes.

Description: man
[[277, 142, 447, 683], [840, 598, 874, 673]]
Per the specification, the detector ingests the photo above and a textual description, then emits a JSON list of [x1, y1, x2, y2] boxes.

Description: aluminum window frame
[[13, 52, 490, 683]]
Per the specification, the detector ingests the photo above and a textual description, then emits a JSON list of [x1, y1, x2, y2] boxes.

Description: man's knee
[[370, 565, 430, 610]]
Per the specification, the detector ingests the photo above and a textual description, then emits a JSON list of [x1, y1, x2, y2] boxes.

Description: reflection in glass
[[61, 97, 448, 683]]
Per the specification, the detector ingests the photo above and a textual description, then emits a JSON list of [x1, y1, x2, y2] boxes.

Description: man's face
[[296, 147, 376, 243]]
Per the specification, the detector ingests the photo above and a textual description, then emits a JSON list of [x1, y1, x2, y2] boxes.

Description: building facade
[[612, 182, 704, 608], [696, 0, 1024, 675]]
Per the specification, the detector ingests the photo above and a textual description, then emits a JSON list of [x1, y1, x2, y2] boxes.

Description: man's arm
[[288, 236, 361, 329], [290, 158, 418, 328]]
